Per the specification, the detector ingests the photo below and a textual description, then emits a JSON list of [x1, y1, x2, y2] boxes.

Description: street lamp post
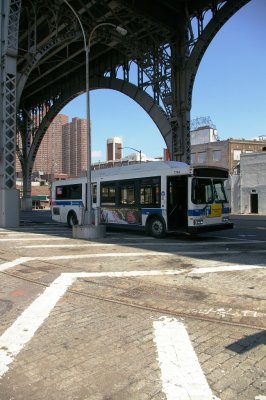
[[63, 0, 127, 237], [119, 146, 142, 163]]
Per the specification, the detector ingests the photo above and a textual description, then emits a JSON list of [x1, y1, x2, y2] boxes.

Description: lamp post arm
[[121, 146, 140, 154], [119, 146, 142, 163], [88, 22, 116, 48], [63, 0, 87, 50]]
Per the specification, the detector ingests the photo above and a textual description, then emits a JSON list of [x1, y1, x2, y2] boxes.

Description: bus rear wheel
[[67, 211, 78, 227], [148, 217, 166, 238]]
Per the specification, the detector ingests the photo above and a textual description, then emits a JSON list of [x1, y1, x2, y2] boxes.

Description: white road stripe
[[0, 273, 76, 377], [0, 237, 70, 241], [189, 264, 265, 274], [0, 254, 265, 274], [153, 316, 219, 400], [0, 253, 168, 271], [0, 257, 34, 272], [0, 269, 184, 378], [14, 239, 266, 248]]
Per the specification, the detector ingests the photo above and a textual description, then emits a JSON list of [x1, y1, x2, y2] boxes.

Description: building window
[[198, 152, 206, 163], [212, 150, 221, 162], [190, 153, 196, 164], [233, 150, 241, 160]]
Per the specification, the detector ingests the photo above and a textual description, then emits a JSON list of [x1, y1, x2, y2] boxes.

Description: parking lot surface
[[0, 211, 265, 400]]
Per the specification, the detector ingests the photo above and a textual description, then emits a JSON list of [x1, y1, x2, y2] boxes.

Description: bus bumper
[[187, 222, 234, 234]]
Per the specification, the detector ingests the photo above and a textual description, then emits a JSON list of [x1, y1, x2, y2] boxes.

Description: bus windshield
[[192, 178, 227, 205]]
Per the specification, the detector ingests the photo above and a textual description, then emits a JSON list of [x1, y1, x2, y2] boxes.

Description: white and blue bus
[[51, 161, 233, 237]]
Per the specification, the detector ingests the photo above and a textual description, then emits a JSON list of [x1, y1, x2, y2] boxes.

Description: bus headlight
[[193, 218, 204, 225], [222, 216, 229, 222]]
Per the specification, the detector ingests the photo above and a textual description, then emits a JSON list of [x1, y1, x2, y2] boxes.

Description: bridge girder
[[0, 0, 251, 222]]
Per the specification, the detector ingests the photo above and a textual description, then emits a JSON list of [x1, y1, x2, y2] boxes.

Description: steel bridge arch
[[25, 77, 172, 180], [20, 0, 251, 211]]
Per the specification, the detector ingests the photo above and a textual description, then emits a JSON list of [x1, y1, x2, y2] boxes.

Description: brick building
[[191, 137, 266, 173], [62, 117, 88, 177], [33, 114, 68, 175], [16, 113, 69, 176]]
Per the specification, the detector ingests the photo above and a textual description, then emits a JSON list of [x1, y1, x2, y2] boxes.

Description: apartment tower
[[33, 114, 68, 175], [62, 117, 88, 176]]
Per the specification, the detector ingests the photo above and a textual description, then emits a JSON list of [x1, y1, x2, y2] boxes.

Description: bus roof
[[91, 161, 190, 180], [51, 161, 191, 186], [51, 162, 230, 187]]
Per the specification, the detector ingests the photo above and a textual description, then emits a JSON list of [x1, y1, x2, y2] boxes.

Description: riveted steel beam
[[0, 0, 21, 226]]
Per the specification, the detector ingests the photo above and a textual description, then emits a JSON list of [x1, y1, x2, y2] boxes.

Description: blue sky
[[62, 0, 266, 161]]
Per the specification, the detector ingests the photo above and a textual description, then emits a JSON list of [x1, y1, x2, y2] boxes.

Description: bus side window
[[69, 184, 82, 199], [92, 183, 97, 204], [56, 184, 82, 200], [56, 186, 64, 199], [140, 177, 160, 207], [101, 183, 116, 206], [120, 184, 135, 205]]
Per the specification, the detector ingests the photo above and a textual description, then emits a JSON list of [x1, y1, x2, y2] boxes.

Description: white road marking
[[14, 239, 266, 248], [239, 234, 258, 237], [0, 237, 70, 241], [0, 273, 76, 377], [153, 316, 219, 400], [0, 257, 34, 272], [0, 269, 185, 378], [0, 254, 265, 274], [189, 264, 265, 274], [0, 255, 149, 271]]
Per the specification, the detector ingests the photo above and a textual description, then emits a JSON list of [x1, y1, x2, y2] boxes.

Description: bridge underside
[[0, 0, 250, 225]]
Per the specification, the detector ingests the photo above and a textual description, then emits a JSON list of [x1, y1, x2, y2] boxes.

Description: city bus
[[51, 161, 233, 237]]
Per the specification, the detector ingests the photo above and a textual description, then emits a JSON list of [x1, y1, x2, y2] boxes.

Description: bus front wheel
[[67, 211, 78, 227], [148, 217, 166, 238]]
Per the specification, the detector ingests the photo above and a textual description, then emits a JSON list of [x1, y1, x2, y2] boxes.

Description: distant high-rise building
[[62, 117, 88, 176], [33, 114, 68, 175], [107, 137, 122, 161], [16, 114, 88, 179], [15, 113, 69, 176]]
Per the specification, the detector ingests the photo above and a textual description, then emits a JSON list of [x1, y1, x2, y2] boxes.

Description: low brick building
[[191, 138, 266, 173]]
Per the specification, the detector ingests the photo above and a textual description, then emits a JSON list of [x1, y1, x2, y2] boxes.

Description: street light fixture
[[63, 0, 127, 236], [119, 146, 142, 163]]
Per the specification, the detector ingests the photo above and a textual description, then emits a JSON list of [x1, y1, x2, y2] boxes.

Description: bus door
[[167, 176, 188, 230]]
